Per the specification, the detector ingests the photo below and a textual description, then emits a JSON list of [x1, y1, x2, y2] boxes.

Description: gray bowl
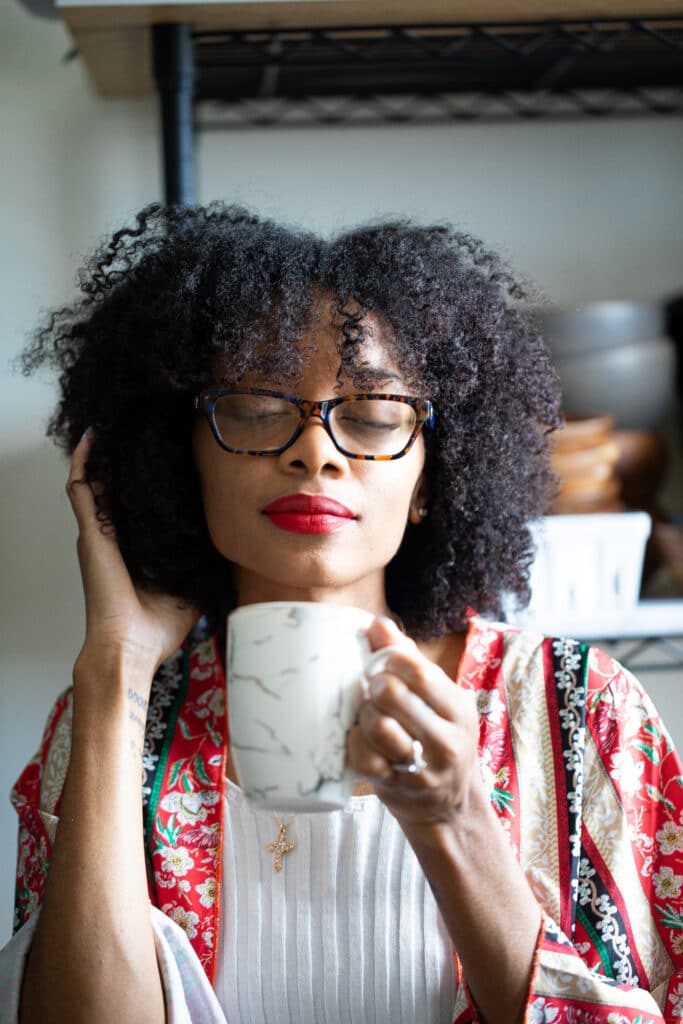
[[542, 302, 676, 430]]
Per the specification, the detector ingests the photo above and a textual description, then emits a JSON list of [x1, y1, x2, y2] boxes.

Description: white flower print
[[528, 997, 559, 1023], [161, 845, 194, 877], [609, 750, 644, 796], [197, 877, 217, 908], [653, 865, 683, 899], [657, 820, 683, 855], [160, 791, 208, 824], [162, 904, 200, 939], [196, 640, 215, 666], [197, 686, 225, 718], [160, 788, 221, 824], [23, 890, 39, 919], [669, 982, 683, 1016]]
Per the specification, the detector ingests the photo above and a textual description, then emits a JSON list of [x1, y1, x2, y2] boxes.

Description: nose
[[279, 414, 348, 475]]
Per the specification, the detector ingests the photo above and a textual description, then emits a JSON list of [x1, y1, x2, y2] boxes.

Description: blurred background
[[1, 0, 682, 937]]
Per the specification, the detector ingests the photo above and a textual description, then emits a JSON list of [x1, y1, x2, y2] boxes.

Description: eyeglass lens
[[211, 394, 418, 456]]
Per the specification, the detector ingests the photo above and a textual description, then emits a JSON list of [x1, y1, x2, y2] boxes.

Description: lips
[[262, 493, 356, 534], [263, 494, 356, 517]]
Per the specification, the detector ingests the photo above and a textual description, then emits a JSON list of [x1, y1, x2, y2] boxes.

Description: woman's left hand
[[347, 615, 482, 837]]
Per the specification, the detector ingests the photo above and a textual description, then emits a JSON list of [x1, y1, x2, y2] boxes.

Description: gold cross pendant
[[266, 823, 295, 873]]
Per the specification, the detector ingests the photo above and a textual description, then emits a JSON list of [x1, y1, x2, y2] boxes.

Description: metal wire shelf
[[596, 635, 683, 675], [193, 18, 683, 126]]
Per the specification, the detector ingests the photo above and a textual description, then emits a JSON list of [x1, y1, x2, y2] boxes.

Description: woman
[[2, 203, 682, 1023]]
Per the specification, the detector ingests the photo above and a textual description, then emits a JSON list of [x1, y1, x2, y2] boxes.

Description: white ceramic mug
[[226, 601, 403, 811]]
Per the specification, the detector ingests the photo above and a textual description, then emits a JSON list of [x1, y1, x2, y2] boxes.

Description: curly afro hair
[[20, 202, 561, 641]]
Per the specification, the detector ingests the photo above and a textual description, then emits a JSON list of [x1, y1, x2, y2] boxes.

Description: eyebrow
[[357, 367, 403, 382]]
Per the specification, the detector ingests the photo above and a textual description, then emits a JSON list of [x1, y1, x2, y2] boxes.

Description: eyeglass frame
[[193, 387, 436, 460]]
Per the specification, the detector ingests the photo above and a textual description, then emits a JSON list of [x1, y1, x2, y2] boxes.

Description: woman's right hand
[[67, 429, 201, 688]]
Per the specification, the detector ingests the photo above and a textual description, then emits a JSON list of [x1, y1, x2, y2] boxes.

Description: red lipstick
[[262, 494, 357, 534]]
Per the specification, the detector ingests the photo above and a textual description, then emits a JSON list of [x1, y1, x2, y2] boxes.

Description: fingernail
[[80, 427, 93, 442]]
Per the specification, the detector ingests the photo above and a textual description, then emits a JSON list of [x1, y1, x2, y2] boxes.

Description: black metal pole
[[152, 23, 196, 206]]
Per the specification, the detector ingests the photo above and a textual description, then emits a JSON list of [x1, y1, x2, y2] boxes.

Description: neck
[[232, 571, 395, 623]]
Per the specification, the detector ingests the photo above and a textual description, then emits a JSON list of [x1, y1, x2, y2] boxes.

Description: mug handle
[[358, 644, 405, 697]]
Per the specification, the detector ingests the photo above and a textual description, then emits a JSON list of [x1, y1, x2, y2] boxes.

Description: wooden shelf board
[[56, 1, 683, 98]]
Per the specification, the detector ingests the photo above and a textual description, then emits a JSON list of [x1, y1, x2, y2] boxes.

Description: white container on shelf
[[504, 512, 661, 637]]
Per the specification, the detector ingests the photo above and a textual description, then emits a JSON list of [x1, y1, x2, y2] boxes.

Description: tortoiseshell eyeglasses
[[193, 388, 435, 460]]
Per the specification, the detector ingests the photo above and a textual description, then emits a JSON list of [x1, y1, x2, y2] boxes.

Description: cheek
[[193, 429, 245, 544], [369, 450, 424, 516], [199, 473, 253, 563], [361, 469, 419, 539]]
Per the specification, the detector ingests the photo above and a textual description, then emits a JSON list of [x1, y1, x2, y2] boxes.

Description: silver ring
[[393, 739, 428, 775]]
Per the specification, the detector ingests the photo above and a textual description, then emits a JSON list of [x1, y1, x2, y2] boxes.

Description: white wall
[[2, 0, 683, 939]]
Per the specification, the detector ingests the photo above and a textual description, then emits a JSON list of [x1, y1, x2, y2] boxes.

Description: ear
[[408, 471, 430, 525]]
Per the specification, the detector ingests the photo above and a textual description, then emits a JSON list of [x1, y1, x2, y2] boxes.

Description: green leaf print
[[643, 722, 661, 741], [645, 784, 675, 811], [156, 813, 178, 847], [181, 771, 193, 793], [635, 741, 659, 765], [169, 759, 183, 787], [656, 902, 683, 930], [165, 813, 178, 842], [178, 717, 192, 739], [491, 786, 515, 814], [194, 754, 212, 786]]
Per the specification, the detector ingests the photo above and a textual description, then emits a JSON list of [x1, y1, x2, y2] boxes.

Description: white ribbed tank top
[[215, 778, 457, 1023]]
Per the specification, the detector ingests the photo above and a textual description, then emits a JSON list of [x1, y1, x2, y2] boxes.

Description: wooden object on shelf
[[654, 522, 683, 589], [613, 429, 669, 512], [56, 0, 683, 97], [549, 414, 625, 514]]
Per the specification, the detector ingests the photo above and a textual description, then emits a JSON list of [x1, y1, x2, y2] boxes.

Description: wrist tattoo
[[127, 688, 148, 711], [127, 688, 148, 735], [129, 737, 143, 762], [128, 709, 146, 731]]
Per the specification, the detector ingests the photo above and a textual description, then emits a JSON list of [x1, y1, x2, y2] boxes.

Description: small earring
[[410, 505, 428, 524]]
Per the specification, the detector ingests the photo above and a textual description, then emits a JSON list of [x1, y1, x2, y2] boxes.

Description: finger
[[366, 648, 460, 723], [356, 700, 417, 766], [66, 430, 103, 531], [368, 667, 480, 767], [347, 721, 398, 782], [367, 672, 443, 736], [366, 615, 416, 653]]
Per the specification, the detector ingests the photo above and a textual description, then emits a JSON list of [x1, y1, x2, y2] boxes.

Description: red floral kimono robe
[[9, 616, 683, 1021]]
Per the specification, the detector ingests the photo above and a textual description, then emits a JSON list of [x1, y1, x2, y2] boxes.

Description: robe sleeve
[[10, 687, 72, 934], [518, 646, 683, 1023], [0, 690, 72, 1023], [2, 686, 227, 1024], [0, 905, 228, 1024]]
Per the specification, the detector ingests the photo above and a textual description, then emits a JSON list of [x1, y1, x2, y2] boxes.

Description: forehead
[[214, 297, 408, 389]]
